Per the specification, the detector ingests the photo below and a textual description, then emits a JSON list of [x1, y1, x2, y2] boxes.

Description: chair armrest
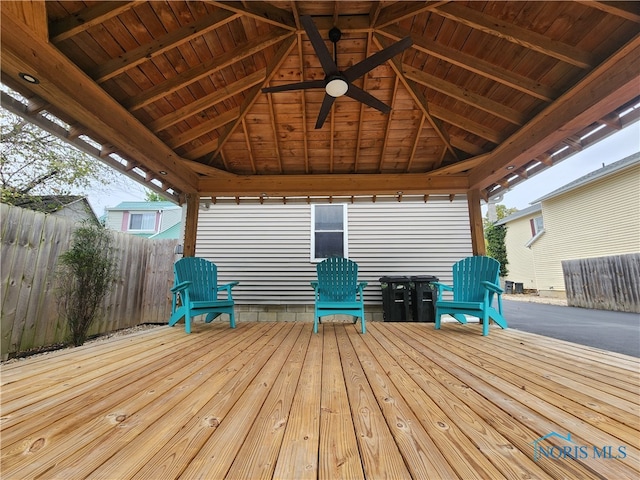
[[219, 281, 239, 291], [171, 281, 192, 293], [310, 281, 319, 291], [218, 281, 239, 299], [480, 280, 504, 294], [432, 282, 453, 292], [358, 281, 368, 290]]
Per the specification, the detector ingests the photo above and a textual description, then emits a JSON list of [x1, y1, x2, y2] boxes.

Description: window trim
[[310, 204, 348, 262], [128, 211, 157, 232]]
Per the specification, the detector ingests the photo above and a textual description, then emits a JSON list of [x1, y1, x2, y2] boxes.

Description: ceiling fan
[[262, 16, 413, 129]]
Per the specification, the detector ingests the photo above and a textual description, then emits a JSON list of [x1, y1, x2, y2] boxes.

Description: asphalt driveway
[[502, 299, 640, 357]]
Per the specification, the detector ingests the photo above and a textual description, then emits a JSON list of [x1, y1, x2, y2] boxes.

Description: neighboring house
[[13, 195, 98, 224], [105, 201, 182, 238], [497, 152, 640, 298], [193, 195, 473, 322]]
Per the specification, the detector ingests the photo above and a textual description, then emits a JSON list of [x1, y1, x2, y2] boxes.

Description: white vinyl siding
[[195, 196, 472, 305]]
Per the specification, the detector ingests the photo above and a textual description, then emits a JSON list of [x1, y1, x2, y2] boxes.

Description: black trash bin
[[505, 281, 514, 294], [410, 276, 439, 323], [515, 282, 524, 294], [379, 276, 412, 321]]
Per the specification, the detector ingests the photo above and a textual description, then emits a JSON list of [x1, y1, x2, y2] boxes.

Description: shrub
[[485, 223, 509, 277], [56, 221, 117, 346]]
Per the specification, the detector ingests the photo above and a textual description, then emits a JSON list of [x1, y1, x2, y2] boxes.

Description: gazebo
[[1, 1, 638, 255]]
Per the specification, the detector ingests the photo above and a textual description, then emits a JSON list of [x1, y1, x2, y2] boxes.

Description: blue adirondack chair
[[169, 257, 239, 333], [434, 256, 507, 336], [311, 257, 368, 334]]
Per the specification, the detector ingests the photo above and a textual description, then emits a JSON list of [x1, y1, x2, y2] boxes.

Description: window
[[530, 216, 544, 236], [129, 212, 156, 231], [311, 204, 347, 261]]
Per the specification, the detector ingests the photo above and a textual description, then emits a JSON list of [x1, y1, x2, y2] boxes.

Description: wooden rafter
[[374, 1, 447, 28], [91, 10, 240, 83], [125, 29, 293, 111], [374, 34, 458, 161], [380, 25, 558, 102], [468, 34, 640, 189], [148, 69, 266, 132], [166, 107, 240, 149], [403, 65, 527, 126], [48, 1, 134, 43], [434, 3, 595, 68], [208, 1, 296, 30], [208, 35, 297, 162]]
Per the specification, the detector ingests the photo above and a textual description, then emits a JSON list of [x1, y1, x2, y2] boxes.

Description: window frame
[[128, 212, 157, 232], [310, 204, 348, 262]]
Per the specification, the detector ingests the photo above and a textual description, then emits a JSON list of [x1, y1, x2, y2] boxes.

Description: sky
[[86, 122, 640, 216]]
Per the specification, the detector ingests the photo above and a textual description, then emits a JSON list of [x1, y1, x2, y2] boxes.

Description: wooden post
[[467, 189, 486, 256], [183, 193, 199, 257]]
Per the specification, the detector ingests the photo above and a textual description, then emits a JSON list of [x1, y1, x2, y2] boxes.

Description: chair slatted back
[[316, 257, 358, 302], [452, 256, 500, 302], [174, 257, 218, 302]]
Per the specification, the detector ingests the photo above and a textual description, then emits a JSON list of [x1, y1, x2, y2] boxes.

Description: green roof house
[[105, 201, 182, 239]]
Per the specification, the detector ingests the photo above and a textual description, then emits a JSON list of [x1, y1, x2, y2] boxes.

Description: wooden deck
[[1, 321, 638, 479]]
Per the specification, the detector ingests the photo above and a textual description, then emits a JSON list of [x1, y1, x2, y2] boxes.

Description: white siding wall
[[106, 211, 125, 231], [195, 196, 473, 306], [532, 164, 640, 294], [502, 215, 538, 290], [159, 208, 182, 232]]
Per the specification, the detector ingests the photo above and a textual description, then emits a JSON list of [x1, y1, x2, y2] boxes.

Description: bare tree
[[0, 107, 118, 204]]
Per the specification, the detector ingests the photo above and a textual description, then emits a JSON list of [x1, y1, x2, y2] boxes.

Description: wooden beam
[[209, 35, 297, 162], [1, 1, 47, 41], [375, 1, 446, 28], [0, 10, 199, 194], [429, 104, 507, 145], [434, 3, 595, 68], [197, 173, 469, 197], [380, 26, 557, 102], [374, 33, 458, 161], [48, 1, 134, 43], [576, 1, 640, 23], [468, 34, 640, 190], [148, 69, 265, 132], [91, 10, 239, 83], [467, 189, 486, 256], [166, 108, 240, 149], [403, 65, 527, 125], [207, 1, 296, 30], [182, 194, 199, 257], [125, 29, 293, 111]]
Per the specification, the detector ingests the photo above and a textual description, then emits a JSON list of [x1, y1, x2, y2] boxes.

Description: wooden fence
[[1, 203, 178, 360], [562, 253, 640, 313]]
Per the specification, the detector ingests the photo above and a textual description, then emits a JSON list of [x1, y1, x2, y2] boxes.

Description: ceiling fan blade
[[315, 94, 336, 129], [345, 85, 391, 114], [301, 15, 338, 75], [262, 80, 325, 93], [344, 36, 413, 83]]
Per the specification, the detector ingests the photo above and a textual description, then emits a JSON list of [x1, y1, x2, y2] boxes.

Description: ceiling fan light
[[325, 78, 348, 97]]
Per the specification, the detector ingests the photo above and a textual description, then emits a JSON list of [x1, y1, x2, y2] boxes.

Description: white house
[[192, 195, 474, 323], [497, 152, 640, 298]]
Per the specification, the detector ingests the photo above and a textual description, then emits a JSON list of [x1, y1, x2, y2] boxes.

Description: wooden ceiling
[[1, 1, 639, 203]]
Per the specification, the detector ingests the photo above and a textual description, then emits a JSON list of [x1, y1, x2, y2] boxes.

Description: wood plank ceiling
[[1, 1, 639, 202]]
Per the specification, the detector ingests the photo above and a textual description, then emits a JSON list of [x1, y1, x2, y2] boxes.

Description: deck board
[[1, 321, 638, 479]]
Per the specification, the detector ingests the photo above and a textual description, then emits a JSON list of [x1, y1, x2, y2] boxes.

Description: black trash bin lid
[[409, 275, 439, 282], [379, 276, 410, 283]]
